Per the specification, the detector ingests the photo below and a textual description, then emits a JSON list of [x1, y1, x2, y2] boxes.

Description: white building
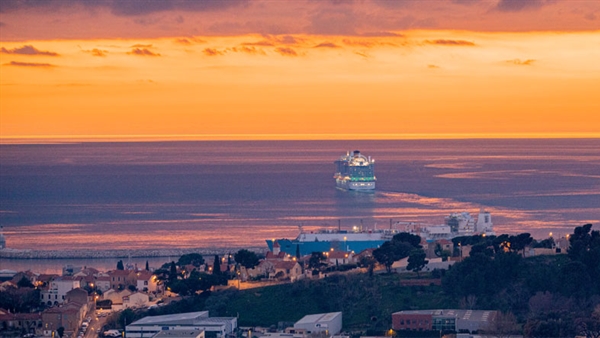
[[135, 271, 158, 293], [153, 330, 205, 338], [293, 312, 342, 335], [126, 311, 237, 338], [123, 292, 150, 309], [40, 276, 81, 306]]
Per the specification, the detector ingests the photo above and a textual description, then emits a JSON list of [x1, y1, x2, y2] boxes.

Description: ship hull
[[336, 179, 376, 191]]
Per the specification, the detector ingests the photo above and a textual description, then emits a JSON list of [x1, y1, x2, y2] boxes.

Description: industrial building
[[392, 309, 497, 333], [293, 312, 342, 335], [126, 311, 237, 338]]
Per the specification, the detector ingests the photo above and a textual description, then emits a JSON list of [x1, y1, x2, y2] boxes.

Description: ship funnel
[[353, 150, 360, 155]]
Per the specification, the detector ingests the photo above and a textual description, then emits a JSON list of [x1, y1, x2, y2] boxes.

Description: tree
[[234, 249, 260, 269], [373, 241, 413, 273], [434, 243, 451, 262], [116, 260, 124, 270], [510, 233, 533, 256], [392, 232, 422, 248], [145, 260, 149, 271], [213, 255, 221, 275], [406, 249, 428, 278], [308, 252, 327, 271], [485, 311, 520, 338], [296, 244, 301, 260], [169, 261, 178, 282], [17, 276, 34, 288], [177, 253, 205, 267], [57, 327, 64, 338]]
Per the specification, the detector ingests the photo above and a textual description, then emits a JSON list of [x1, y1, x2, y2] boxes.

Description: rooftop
[[129, 311, 209, 326], [295, 312, 342, 325], [153, 330, 204, 338]]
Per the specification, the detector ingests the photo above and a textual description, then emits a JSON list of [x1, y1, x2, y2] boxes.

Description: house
[[293, 312, 342, 335], [126, 311, 237, 338], [103, 289, 132, 308], [325, 251, 354, 266], [107, 270, 136, 290], [123, 292, 150, 309], [65, 288, 89, 306], [270, 261, 303, 281], [42, 302, 86, 337], [40, 276, 81, 306], [95, 276, 111, 292], [10, 270, 39, 285], [135, 271, 158, 293], [0, 309, 42, 335]]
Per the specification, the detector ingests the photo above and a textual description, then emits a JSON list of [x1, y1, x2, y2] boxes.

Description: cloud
[[314, 42, 341, 48], [359, 31, 403, 37], [275, 47, 298, 57], [82, 48, 108, 57], [242, 40, 275, 47], [507, 59, 536, 65], [1, 45, 59, 56], [451, 0, 481, 5], [4, 61, 55, 67], [496, 0, 554, 12], [0, 22, 5, 27], [425, 39, 475, 46], [131, 44, 153, 48], [127, 48, 160, 56], [428, 64, 440, 69], [0, 0, 248, 16], [203, 48, 224, 56], [229, 46, 266, 55]]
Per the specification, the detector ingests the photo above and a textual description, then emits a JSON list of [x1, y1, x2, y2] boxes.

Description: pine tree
[[296, 244, 301, 259], [213, 255, 221, 275], [145, 260, 149, 271], [116, 260, 124, 270]]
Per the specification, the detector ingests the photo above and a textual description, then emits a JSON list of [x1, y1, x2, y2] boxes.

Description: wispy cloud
[[428, 64, 441, 69], [203, 48, 224, 56], [82, 48, 108, 57], [425, 39, 475, 46], [173, 38, 206, 45], [1, 45, 59, 56], [507, 59, 536, 65], [242, 40, 275, 47], [275, 47, 298, 57], [127, 48, 160, 56], [4, 61, 55, 67], [229, 46, 266, 55], [314, 42, 341, 48], [496, 0, 554, 12], [131, 44, 153, 48]]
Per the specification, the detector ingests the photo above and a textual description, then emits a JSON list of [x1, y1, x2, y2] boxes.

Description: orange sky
[[1, 1, 599, 141]]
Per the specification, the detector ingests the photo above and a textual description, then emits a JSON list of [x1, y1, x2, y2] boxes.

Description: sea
[[1, 139, 599, 273]]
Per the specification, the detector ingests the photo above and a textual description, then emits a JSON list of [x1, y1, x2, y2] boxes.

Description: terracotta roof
[[272, 261, 298, 270], [135, 271, 154, 280], [108, 270, 133, 276], [436, 239, 453, 245]]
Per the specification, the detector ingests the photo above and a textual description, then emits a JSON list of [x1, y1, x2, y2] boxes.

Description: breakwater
[[0, 247, 266, 260]]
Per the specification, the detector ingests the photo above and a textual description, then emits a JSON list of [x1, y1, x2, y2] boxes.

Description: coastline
[[0, 246, 266, 260]]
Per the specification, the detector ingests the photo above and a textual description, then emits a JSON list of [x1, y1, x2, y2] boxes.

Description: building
[[40, 276, 81, 306], [0, 310, 42, 336], [65, 288, 89, 308], [42, 302, 87, 337], [293, 312, 342, 335], [153, 330, 205, 338], [107, 270, 137, 290], [135, 270, 158, 293], [392, 310, 498, 333], [126, 311, 237, 338], [123, 292, 150, 309], [325, 251, 354, 266]]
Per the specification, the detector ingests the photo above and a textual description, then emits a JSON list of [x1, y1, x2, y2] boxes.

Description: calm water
[[1, 139, 599, 256]]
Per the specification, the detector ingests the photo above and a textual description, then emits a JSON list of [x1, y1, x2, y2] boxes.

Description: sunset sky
[[1, 0, 599, 141]]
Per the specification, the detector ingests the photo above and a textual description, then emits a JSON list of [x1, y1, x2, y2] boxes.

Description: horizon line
[[1, 132, 599, 144]]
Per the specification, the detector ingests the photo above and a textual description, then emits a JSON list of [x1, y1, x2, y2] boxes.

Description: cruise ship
[[266, 210, 495, 256], [334, 150, 376, 190]]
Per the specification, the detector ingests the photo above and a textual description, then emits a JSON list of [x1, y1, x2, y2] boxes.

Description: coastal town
[[2, 222, 597, 338]]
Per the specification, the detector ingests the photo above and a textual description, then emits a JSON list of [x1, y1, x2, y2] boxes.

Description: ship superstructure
[[334, 150, 376, 190]]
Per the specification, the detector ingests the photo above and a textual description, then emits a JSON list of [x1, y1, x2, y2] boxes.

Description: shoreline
[[0, 247, 266, 260]]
